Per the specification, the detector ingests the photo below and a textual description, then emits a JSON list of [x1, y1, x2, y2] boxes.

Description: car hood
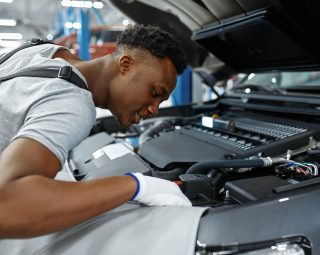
[[110, 0, 320, 73]]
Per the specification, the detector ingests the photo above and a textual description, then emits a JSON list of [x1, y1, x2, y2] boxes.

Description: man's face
[[110, 56, 177, 128]]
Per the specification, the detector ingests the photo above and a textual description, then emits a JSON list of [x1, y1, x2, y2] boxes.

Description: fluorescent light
[[0, 48, 13, 54], [65, 21, 73, 29], [0, 19, 16, 26], [93, 1, 103, 8], [61, 0, 92, 8], [278, 197, 289, 202], [0, 33, 23, 40], [72, 22, 81, 29], [0, 0, 14, 3], [248, 73, 255, 80], [61, 0, 103, 8], [47, 34, 53, 40], [0, 39, 20, 48], [122, 19, 130, 26], [65, 22, 82, 29]]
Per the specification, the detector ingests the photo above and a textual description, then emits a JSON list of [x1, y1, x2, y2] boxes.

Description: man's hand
[[127, 173, 192, 207]]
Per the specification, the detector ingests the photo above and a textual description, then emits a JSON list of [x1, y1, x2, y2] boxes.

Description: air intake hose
[[138, 120, 173, 146], [186, 157, 276, 174]]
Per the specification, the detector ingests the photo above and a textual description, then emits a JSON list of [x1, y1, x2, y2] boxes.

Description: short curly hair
[[116, 24, 187, 74]]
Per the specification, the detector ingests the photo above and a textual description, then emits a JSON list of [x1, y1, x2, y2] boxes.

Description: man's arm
[[0, 138, 137, 238]]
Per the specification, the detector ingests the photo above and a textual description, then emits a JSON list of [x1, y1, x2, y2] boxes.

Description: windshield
[[240, 71, 320, 88]]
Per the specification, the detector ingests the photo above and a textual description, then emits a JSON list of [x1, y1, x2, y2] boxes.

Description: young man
[[0, 24, 191, 238]]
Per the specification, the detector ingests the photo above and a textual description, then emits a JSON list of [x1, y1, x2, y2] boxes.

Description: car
[[2, 1, 320, 254]]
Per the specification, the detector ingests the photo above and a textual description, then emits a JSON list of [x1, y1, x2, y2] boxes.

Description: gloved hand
[[126, 173, 192, 207]]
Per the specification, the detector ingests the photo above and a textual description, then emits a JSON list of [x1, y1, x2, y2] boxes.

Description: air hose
[[152, 167, 186, 181], [138, 120, 173, 146], [186, 157, 287, 174]]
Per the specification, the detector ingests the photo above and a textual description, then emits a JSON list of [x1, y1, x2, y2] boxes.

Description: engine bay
[[68, 106, 320, 209]]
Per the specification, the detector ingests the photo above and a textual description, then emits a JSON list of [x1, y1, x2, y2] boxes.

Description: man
[[0, 24, 191, 238]]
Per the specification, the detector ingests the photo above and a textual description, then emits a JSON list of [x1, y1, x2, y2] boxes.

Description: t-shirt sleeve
[[11, 89, 96, 168]]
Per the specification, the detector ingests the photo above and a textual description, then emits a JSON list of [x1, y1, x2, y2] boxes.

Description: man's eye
[[153, 89, 160, 97]]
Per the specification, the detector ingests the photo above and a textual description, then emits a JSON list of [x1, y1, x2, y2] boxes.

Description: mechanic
[[0, 24, 191, 238]]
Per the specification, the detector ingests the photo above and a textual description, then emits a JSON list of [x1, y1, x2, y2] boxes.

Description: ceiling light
[[61, 0, 103, 9], [47, 34, 53, 40], [65, 21, 73, 29], [0, 19, 16, 26], [0, 0, 14, 3], [0, 33, 23, 40], [61, 0, 92, 8], [248, 73, 255, 80], [122, 19, 130, 26], [93, 1, 103, 9], [0, 48, 13, 54], [65, 22, 82, 29], [0, 39, 20, 48], [72, 22, 81, 29]]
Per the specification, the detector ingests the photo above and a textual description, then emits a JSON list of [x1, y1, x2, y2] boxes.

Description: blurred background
[[0, 0, 230, 117]]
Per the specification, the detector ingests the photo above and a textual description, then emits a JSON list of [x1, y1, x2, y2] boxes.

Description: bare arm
[[0, 138, 136, 238]]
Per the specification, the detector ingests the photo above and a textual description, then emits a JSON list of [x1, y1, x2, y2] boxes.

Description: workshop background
[[0, 0, 204, 116], [0, 0, 132, 54]]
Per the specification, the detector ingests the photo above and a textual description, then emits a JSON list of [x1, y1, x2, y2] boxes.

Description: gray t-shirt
[[0, 44, 96, 168]]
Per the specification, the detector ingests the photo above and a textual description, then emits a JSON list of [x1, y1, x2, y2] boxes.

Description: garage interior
[[1, 1, 320, 255]]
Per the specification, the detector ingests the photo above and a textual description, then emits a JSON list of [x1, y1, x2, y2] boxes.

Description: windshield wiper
[[232, 84, 284, 94]]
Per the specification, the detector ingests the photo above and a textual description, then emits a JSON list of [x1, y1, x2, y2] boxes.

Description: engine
[[68, 110, 320, 208]]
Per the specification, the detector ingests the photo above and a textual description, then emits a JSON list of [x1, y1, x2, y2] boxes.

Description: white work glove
[[126, 173, 192, 207]]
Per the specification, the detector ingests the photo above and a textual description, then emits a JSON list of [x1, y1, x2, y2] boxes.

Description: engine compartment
[[68, 105, 320, 209]]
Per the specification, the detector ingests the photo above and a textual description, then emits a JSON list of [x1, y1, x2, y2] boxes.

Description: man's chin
[[117, 118, 132, 129], [112, 113, 130, 129], [122, 123, 131, 129]]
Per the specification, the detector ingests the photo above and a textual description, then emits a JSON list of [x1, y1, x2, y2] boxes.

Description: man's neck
[[54, 49, 116, 108], [75, 55, 116, 108]]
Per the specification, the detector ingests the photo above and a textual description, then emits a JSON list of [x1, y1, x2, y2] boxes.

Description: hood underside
[[110, 0, 320, 73]]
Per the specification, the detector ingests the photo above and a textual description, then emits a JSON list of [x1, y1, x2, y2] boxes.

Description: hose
[[186, 157, 277, 174], [138, 120, 173, 146], [152, 167, 186, 181]]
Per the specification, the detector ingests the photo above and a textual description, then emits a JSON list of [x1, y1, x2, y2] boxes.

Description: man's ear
[[118, 54, 134, 75]]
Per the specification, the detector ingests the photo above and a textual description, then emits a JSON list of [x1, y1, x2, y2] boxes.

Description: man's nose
[[147, 102, 160, 117]]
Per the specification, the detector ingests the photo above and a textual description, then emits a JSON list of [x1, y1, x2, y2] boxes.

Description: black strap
[[0, 38, 88, 90], [0, 66, 88, 90], [0, 38, 53, 65]]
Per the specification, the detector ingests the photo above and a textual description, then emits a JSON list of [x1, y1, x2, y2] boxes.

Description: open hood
[[110, 0, 320, 73]]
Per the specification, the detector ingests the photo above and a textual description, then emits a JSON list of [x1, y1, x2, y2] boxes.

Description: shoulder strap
[[0, 38, 88, 90], [0, 38, 52, 65], [0, 66, 88, 90]]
